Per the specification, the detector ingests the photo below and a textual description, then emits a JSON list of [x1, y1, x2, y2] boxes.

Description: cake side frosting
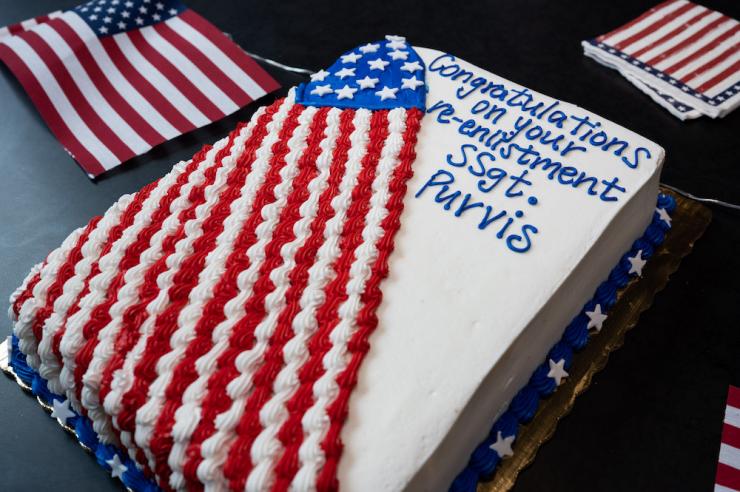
[[337, 47, 665, 491]]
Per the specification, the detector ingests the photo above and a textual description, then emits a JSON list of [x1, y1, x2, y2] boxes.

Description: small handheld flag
[[0, 0, 279, 177]]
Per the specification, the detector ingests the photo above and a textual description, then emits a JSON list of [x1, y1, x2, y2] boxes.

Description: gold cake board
[[0, 189, 711, 491], [481, 188, 711, 492]]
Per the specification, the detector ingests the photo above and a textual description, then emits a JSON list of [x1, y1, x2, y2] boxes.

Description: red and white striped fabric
[[583, 0, 740, 120], [716, 386, 740, 492], [0, 0, 279, 177], [8, 37, 425, 491], [0, 9, 64, 38]]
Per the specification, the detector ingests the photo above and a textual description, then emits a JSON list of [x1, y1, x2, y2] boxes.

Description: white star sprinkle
[[547, 358, 569, 386], [152, 13, 161, 21], [359, 42, 380, 54], [103, 16, 112, 23], [628, 250, 647, 276], [367, 58, 390, 71], [490, 431, 515, 458], [169, 8, 178, 15], [124, 1, 133, 7], [121, 10, 130, 18], [50, 398, 75, 423], [335, 67, 356, 79], [401, 77, 424, 90], [335, 85, 358, 100], [99, 26, 109, 34], [156, 1, 164, 9], [375, 86, 398, 101], [117, 21, 126, 29], [93, 6, 102, 12], [106, 7, 115, 13], [310, 69, 330, 82], [138, 6, 147, 13], [310, 84, 333, 97], [401, 61, 423, 73], [388, 49, 408, 60], [89, 14, 98, 20], [357, 76, 379, 89], [106, 454, 128, 479], [386, 34, 406, 42], [340, 52, 362, 64], [135, 17, 144, 25], [386, 39, 407, 50], [656, 207, 671, 226], [585, 304, 607, 332]]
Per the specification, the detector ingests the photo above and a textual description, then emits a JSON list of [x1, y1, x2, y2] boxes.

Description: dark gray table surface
[[1, 1, 738, 490]]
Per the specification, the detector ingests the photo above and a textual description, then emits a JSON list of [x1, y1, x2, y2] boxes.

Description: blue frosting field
[[295, 36, 426, 111], [450, 193, 676, 492], [7, 194, 675, 491]]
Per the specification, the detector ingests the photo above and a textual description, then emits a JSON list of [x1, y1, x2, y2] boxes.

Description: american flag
[[8, 36, 424, 491], [0, 0, 279, 177], [583, 0, 740, 120], [717, 386, 740, 492]]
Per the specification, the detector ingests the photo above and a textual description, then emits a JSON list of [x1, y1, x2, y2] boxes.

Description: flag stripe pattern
[[8, 36, 425, 491], [716, 386, 740, 492], [0, 0, 279, 177], [0, 10, 63, 38], [583, 0, 740, 119]]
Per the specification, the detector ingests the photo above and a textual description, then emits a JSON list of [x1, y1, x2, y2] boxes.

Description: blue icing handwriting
[[296, 35, 426, 111], [415, 51, 661, 254], [428, 53, 652, 171], [415, 169, 538, 253], [427, 102, 628, 204]]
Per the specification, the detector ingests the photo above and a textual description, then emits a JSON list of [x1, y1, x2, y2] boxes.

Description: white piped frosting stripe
[[147, 95, 297, 489], [196, 107, 344, 490], [38, 197, 132, 395], [103, 129, 245, 463], [292, 108, 407, 491], [58, 160, 192, 413], [14, 226, 87, 371], [80, 147, 237, 448], [128, 115, 264, 472], [167, 98, 316, 491], [8, 261, 42, 322]]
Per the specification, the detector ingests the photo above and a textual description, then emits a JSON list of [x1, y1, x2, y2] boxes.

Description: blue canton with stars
[[73, 0, 186, 37], [296, 35, 426, 111]]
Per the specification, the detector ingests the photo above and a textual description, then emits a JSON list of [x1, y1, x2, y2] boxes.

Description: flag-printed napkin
[[716, 386, 740, 492], [0, 0, 279, 178], [583, 0, 740, 120]]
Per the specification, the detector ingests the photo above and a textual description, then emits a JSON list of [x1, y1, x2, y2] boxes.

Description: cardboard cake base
[[1, 188, 711, 491]]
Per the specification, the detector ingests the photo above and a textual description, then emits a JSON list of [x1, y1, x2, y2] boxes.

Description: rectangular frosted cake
[[6, 36, 672, 492]]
